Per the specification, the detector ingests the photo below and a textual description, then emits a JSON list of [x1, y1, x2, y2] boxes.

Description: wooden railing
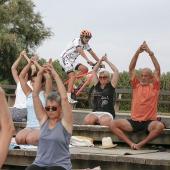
[[115, 89, 170, 112], [1, 85, 170, 111]]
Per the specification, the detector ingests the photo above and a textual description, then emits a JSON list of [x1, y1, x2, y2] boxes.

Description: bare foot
[[131, 143, 140, 150]]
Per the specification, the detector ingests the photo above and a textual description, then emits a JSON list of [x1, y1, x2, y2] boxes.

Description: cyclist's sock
[[67, 93, 71, 100]]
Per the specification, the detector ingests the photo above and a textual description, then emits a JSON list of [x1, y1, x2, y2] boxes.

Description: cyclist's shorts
[[60, 57, 80, 74]]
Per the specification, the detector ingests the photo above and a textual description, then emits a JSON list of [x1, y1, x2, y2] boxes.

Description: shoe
[[68, 98, 78, 104]]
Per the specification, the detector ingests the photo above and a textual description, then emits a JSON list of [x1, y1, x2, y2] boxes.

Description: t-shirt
[[92, 82, 116, 118], [131, 75, 160, 121], [60, 38, 91, 62]]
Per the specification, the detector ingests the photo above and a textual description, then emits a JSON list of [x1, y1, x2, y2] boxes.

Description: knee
[[100, 119, 111, 126], [109, 120, 117, 131], [26, 135, 38, 145], [157, 122, 165, 132], [69, 74, 76, 81], [81, 67, 88, 74], [15, 135, 25, 144], [84, 117, 96, 125]]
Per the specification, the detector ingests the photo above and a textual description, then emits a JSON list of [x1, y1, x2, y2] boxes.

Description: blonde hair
[[99, 70, 111, 80]]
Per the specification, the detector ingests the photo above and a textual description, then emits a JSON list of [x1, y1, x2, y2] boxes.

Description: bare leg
[[84, 113, 99, 125], [135, 121, 164, 149], [100, 115, 112, 126], [77, 64, 88, 75], [67, 72, 76, 93], [109, 119, 134, 147], [15, 128, 33, 144], [26, 129, 40, 146]]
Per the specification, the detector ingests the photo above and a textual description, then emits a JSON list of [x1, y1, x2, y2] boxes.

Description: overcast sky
[[33, 0, 170, 73]]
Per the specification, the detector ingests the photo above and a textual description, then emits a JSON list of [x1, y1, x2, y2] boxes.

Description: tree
[[0, 0, 53, 84]]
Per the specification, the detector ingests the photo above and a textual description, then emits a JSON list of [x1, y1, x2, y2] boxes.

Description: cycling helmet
[[80, 30, 92, 37]]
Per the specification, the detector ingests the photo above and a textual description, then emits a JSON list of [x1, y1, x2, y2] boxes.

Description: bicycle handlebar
[[91, 62, 105, 69]]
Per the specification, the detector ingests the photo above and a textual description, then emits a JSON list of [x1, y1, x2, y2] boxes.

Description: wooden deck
[[3, 146, 170, 170], [3, 110, 170, 170]]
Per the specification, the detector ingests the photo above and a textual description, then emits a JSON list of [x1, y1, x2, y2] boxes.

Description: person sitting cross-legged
[[109, 41, 164, 150]]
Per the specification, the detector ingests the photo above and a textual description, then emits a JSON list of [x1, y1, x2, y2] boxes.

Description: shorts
[[60, 57, 81, 74], [127, 119, 153, 133], [25, 127, 40, 131], [25, 164, 66, 170], [91, 111, 114, 123], [10, 107, 27, 122]]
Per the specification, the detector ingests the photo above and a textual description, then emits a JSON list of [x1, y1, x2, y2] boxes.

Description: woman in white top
[[10, 50, 34, 122]]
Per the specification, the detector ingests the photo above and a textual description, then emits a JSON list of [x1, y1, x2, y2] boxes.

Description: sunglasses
[[45, 106, 59, 111], [99, 76, 108, 80], [83, 36, 91, 40]]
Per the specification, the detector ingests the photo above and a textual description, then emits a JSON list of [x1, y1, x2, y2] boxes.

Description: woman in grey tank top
[[25, 59, 73, 170]]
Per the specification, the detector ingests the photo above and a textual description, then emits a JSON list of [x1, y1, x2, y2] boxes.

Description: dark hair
[[31, 71, 46, 83], [18, 67, 32, 81]]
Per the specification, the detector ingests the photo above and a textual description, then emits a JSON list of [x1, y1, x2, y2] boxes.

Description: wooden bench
[[115, 89, 170, 112], [1, 85, 17, 107]]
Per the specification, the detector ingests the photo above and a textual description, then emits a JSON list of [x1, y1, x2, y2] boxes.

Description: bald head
[[140, 68, 153, 86], [141, 68, 152, 76]]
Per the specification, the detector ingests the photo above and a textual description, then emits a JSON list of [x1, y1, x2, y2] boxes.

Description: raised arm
[[92, 58, 103, 86], [31, 57, 52, 97], [22, 52, 36, 75], [76, 47, 94, 65], [0, 87, 15, 168], [49, 59, 73, 134], [129, 42, 146, 80], [144, 42, 161, 81], [11, 50, 25, 83], [19, 60, 33, 96], [32, 66, 48, 126], [102, 54, 119, 88], [88, 49, 100, 62]]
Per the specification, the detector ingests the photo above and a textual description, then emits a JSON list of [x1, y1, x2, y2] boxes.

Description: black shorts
[[127, 119, 153, 133], [25, 164, 66, 170]]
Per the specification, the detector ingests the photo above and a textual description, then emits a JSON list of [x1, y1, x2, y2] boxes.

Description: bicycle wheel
[[88, 86, 117, 109]]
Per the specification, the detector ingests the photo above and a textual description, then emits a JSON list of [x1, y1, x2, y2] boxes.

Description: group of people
[[0, 30, 165, 170]]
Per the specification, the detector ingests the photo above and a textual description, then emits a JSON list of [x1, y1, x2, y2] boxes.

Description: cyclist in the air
[[60, 30, 100, 104]]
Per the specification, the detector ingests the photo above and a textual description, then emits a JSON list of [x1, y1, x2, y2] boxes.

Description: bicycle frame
[[63, 70, 93, 97]]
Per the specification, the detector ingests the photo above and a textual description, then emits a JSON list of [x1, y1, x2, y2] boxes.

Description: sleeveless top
[[26, 91, 45, 128], [33, 119, 72, 170], [13, 81, 32, 108], [93, 82, 116, 118]]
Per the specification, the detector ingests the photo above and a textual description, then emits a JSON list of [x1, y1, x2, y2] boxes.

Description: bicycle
[[62, 64, 117, 108], [62, 64, 96, 108]]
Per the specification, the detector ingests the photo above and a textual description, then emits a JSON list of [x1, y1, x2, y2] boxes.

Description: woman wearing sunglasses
[[59, 30, 102, 104], [84, 54, 119, 126], [15, 56, 52, 146], [25, 59, 73, 170]]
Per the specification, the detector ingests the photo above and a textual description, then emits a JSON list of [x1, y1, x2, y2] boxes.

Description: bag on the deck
[[70, 136, 94, 147]]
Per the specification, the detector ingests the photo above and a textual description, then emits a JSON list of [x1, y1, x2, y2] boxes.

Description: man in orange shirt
[[109, 41, 164, 150]]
